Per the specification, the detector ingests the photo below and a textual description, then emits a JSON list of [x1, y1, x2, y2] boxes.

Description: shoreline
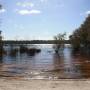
[[0, 78, 90, 90]]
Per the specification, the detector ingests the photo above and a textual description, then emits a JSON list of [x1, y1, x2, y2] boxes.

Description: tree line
[[53, 15, 90, 54], [69, 14, 90, 53]]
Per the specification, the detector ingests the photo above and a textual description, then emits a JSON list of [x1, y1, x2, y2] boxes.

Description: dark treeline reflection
[[0, 48, 3, 63], [0, 55, 3, 63]]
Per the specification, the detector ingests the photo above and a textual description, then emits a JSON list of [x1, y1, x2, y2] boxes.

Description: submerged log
[[20, 46, 28, 53], [20, 45, 41, 55], [9, 49, 18, 56], [27, 48, 41, 56]]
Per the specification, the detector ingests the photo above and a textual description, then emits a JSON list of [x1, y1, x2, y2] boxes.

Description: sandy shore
[[0, 79, 90, 90]]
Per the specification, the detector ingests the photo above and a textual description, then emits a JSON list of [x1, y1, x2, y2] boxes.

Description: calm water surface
[[0, 44, 90, 79]]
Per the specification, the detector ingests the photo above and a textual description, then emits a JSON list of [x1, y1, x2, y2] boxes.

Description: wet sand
[[0, 79, 90, 90]]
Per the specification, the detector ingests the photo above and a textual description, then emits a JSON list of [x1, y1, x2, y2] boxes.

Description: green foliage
[[53, 33, 66, 53], [70, 14, 90, 51]]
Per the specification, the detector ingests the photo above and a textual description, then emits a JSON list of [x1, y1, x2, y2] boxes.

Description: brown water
[[0, 44, 90, 79]]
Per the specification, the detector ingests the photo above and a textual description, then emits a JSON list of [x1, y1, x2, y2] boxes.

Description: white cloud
[[16, 2, 34, 8], [0, 8, 6, 13], [86, 11, 90, 15], [80, 10, 90, 16], [17, 9, 41, 15], [29, 10, 41, 14]]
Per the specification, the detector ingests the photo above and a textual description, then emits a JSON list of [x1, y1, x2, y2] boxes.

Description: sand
[[0, 79, 90, 90]]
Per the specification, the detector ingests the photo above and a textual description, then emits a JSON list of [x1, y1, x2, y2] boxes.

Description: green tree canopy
[[70, 14, 90, 50], [53, 33, 66, 53]]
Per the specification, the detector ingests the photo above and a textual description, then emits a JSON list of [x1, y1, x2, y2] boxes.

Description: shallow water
[[0, 44, 90, 79]]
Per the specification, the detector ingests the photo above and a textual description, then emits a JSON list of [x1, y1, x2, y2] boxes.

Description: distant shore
[[0, 78, 90, 90]]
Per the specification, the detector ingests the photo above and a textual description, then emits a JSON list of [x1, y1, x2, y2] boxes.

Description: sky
[[0, 0, 90, 40]]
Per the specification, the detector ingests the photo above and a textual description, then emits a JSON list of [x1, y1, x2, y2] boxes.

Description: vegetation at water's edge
[[53, 33, 66, 53], [69, 14, 90, 54]]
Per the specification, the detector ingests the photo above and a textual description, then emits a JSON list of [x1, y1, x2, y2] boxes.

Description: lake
[[0, 44, 90, 79]]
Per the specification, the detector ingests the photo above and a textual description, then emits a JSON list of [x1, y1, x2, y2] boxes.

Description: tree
[[53, 33, 66, 53], [69, 14, 90, 52], [69, 29, 81, 50]]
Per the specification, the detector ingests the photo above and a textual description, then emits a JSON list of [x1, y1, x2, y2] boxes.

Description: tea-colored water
[[0, 44, 90, 79]]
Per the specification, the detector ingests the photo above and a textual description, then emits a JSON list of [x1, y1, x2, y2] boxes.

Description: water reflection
[[0, 44, 90, 79], [51, 48, 82, 79], [0, 55, 3, 63]]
